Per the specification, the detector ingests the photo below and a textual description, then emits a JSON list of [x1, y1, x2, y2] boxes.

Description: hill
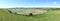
[[0, 8, 60, 21]]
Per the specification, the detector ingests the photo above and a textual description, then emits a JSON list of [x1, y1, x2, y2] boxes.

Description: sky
[[0, 0, 60, 8]]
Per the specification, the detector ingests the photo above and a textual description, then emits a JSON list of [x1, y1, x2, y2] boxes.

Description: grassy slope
[[0, 9, 60, 21]]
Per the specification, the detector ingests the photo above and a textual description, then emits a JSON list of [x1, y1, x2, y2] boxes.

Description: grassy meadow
[[0, 8, 60, 21]]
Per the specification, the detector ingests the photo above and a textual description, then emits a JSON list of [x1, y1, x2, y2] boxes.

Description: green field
[[0, 9, 60, 21]]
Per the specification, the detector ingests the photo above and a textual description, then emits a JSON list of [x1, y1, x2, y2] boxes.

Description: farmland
[[0, 8, 60, 21]]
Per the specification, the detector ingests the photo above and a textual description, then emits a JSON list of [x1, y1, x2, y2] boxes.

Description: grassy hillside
[[0, 9, 60, 21]]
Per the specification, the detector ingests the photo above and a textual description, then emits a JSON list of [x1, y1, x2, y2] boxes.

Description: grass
[[0, 9, 60, 21]]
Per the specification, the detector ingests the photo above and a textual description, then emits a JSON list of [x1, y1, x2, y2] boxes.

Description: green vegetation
[[0, 8, 60, 21]]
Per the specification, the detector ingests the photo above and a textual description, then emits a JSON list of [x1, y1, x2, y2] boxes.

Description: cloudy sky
[[0, 0, 60, 8]]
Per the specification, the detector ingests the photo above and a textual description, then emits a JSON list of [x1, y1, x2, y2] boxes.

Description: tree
[[8, 10, 12, 13], [29, 13, 33, 16]]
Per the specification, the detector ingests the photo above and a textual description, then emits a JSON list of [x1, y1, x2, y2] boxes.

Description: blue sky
[[0, 0, 60, 8]]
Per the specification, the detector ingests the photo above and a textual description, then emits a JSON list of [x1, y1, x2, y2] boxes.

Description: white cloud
[[0, 6, 60, 8], [53, 2, 57, 4], [12, 6, 60, 8]]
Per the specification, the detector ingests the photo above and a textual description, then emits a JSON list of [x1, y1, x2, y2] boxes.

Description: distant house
[[8, 8, 48, 15]]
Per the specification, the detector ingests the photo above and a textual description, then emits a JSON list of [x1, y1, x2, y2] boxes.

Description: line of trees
[[49, 8, 60, 10]]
